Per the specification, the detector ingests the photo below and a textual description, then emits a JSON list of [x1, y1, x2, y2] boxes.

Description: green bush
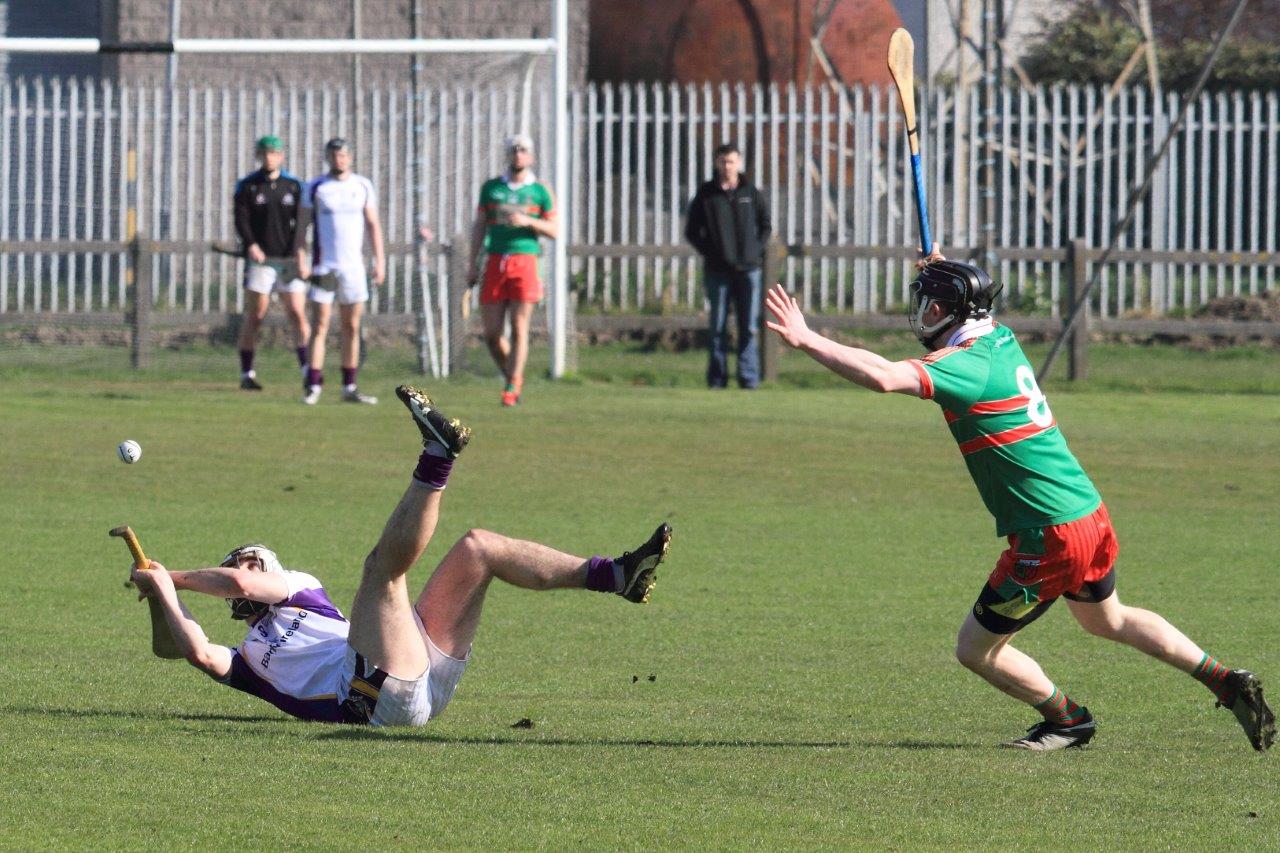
[[1021, 3, 1280, 90]]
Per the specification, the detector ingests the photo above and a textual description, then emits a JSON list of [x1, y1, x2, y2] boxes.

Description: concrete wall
[[100, 0, 588, 87]]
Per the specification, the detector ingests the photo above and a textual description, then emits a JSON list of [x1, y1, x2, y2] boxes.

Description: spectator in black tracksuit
[[685, 143, 771, 389], [232, 134, 311, 391]]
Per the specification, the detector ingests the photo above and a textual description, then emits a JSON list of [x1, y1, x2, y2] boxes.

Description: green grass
[[1, 341, 1278, 849]]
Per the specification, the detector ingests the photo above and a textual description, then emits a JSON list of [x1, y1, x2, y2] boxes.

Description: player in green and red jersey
[[764, 257, 1274, 752], [466, 133, 559, 407]]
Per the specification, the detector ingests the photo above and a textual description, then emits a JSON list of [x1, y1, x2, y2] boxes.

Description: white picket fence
[[1, 77, 1276, 318]]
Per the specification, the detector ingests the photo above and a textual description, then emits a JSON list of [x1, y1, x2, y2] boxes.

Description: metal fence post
[[129, 234, 153, 368], [447, 232, 471, 373], [1065, 239, 1090, 381]]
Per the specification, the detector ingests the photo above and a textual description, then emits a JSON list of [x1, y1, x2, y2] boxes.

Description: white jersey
[[222, 569, 350, 722], [304, 173, 376, 271]]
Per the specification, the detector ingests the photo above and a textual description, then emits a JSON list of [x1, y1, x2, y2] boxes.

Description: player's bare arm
[[467, 208, 488, 286], [364, 203, 386, 284], [129, 564, 233, 677], [764, 283, 922, 395], [168, 565, 290, 604]]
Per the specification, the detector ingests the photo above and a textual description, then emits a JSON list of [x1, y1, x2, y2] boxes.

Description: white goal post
[[0, 0, 573, 379]]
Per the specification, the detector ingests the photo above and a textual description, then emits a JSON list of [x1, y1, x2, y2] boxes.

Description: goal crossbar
[[0, 38, 557, 55]]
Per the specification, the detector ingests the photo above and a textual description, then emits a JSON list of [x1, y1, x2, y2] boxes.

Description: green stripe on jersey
[[478, 177, 553, 256], [914, 324, 1100, 536]]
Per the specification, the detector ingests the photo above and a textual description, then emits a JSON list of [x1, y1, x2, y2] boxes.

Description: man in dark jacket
[[684, 143, 772, 389], [233, 135, 311, 391]]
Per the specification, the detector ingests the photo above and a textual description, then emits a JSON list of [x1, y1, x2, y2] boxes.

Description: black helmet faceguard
[[907, 260, 1003, 348], [220, 543, 282, 621]]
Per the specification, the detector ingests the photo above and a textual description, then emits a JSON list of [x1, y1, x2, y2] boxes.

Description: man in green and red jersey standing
[[764, 257, 1275, 752], [467, 134, 559, 407]]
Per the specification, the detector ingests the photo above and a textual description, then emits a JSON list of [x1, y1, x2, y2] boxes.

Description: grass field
[[2, 339, 1278, 849]]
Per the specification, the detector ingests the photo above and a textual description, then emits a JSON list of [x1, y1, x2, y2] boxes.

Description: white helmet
[[219, 543, 285, 620]]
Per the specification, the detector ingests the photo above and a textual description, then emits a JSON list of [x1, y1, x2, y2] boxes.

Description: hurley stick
[[887, 28, 934, 256], [110, 526, 184, 660]]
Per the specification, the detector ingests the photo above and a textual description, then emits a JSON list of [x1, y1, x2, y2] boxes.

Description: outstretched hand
[[764, 284, 812, 349], [915, 243, 945, 270]]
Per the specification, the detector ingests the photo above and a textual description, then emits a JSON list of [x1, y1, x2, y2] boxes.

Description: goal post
[[0, 0, 573, 379]]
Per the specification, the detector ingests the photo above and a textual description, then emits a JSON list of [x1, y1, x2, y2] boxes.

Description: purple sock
[[307, 368, 323, 388], [342, 366, 357, 387], [585, 555, 622, 593], [239, 349, 254, 373], [411, 451, 453, 490], [295, 346, 308, 368]]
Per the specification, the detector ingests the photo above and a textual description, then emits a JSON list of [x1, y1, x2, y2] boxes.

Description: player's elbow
[[185, 645, 221, 674]]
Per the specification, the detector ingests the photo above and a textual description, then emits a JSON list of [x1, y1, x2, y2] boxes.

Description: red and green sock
[[1035, 685, 1086, 726], [1192, 653, 1233, 703]]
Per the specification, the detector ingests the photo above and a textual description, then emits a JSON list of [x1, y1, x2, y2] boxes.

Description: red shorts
[[480, 254, 542, 304], [973, 503, 1119, 633]]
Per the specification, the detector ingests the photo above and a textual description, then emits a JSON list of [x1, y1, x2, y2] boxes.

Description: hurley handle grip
[[109, 525, 150, 569]]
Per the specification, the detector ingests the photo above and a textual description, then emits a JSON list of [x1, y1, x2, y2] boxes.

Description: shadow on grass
[[320, 730, 981, 751], [7, 707, 983, 750], [2, 705, 291, 725], [319, 729, 854, 749]]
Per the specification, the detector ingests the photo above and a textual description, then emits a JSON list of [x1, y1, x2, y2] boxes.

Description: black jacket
[[684, 174, 771, 272], [233, 169, 309, 259]]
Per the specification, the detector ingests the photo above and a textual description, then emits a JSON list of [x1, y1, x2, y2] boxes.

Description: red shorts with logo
[[991, 503, 1118, 600], [973, 503, 1119, 634], [480, 254, 542, 304]]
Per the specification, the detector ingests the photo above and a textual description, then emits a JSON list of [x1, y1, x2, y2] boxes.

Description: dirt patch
[[1194, 291, 1280, 323]]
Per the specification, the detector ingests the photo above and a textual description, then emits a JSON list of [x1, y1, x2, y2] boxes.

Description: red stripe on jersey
[[943, 409, 961, 424], [958, 418, 1056, 456], [907, 359, 934, 399], [968, 395, 1029, 415]]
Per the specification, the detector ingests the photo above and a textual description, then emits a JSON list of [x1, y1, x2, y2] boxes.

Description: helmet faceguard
[[907, 260, 1003, 348], [219, 544, 285, 621]]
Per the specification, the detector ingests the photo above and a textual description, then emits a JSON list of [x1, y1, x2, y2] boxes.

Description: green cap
[[255, 134, 284, 152]]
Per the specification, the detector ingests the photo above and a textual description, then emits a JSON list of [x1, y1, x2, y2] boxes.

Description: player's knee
[[954, 638, 991, 673], [1081, 613, 1124, 639], [1077, 603, 1127, 640], [483, 330, 504, 348], [458, 528, 494, 558]]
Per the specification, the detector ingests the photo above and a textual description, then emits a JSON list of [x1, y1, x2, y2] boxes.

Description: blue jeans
[[704, 267, 762, 389]]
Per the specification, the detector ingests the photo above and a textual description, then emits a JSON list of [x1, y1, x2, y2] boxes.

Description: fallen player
[[128, 385, 672, 726]]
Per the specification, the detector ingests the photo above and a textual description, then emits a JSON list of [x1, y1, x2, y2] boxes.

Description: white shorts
[[244, 261, 306, 296], [308, 265, 368, 306], [338, 611, 469, 727]]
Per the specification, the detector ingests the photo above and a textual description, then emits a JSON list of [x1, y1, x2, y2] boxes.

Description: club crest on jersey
[[255, 193, 267, 205], [1013, 558, 1041, 582], [282, 193, 295, 205]]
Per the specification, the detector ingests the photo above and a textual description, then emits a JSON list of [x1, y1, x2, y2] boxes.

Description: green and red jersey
[[907, 323, 1101, 536], [477, 174, 553, 256]]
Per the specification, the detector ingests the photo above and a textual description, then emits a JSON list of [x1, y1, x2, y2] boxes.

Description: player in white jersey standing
[[126, 385, 673, 726], [301, 138, 386, 405]]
